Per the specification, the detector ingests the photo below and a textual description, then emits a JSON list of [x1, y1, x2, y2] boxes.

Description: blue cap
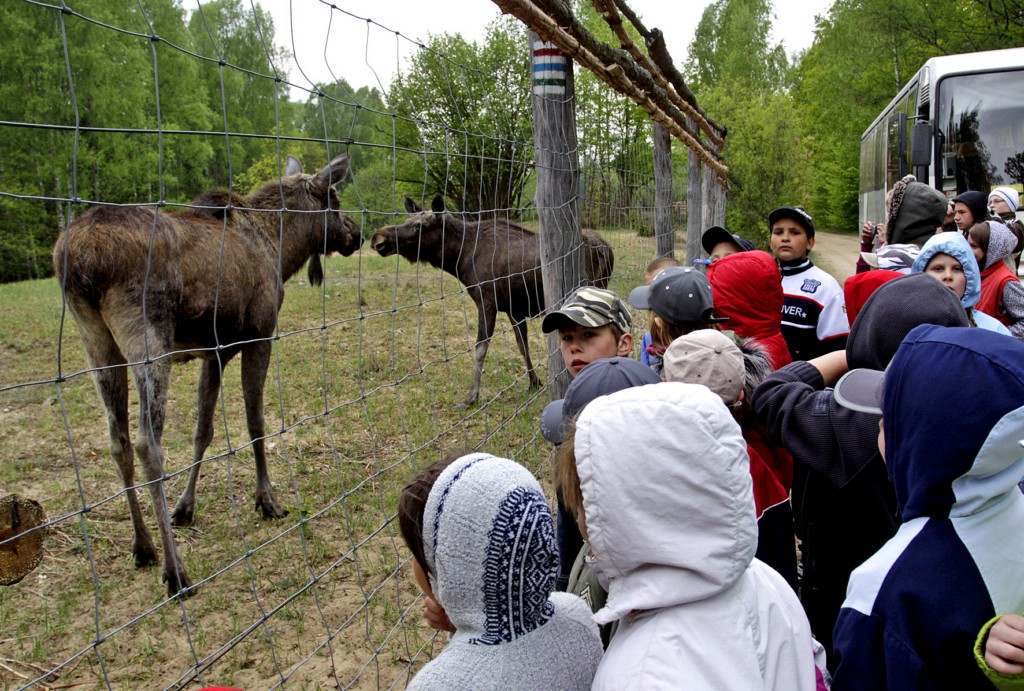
[[540, 357, 661, 444]]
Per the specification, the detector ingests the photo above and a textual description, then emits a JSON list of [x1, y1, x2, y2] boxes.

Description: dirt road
[[809, 230, 861, 285]]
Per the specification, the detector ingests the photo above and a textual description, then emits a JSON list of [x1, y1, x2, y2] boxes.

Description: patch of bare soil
[[810, 230, 861, 285]]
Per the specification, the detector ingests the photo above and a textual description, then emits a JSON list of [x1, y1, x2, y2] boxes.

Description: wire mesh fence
[[0, 1, 687, 687]]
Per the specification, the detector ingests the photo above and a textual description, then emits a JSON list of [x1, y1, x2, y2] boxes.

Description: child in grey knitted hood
[[398, 452, 602, 690]]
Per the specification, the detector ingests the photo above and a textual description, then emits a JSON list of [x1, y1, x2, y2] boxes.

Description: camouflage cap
[[541, 286, 632, 334]]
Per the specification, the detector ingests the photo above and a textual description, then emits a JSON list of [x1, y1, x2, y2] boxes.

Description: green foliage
[[685, 0, 804, 239], [0, 0, 220, 282], [684, 0, 1024, 234], [387, 15, 534, 213], [187, 0, 292, 184], [300, 81, 398, 229], [686, 0, 790, 95]]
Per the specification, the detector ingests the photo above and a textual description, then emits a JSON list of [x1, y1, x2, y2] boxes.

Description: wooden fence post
[[653, 122, 674, 259], [686, 129, 703, 265], [700, 163, 718, 267], [530, 32, 583, 399]]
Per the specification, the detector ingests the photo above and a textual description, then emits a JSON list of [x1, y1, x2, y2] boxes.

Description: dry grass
[[0, 227, 661, 689]]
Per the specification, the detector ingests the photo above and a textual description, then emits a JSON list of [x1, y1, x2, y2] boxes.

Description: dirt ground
[[809, 230, 861, 284]]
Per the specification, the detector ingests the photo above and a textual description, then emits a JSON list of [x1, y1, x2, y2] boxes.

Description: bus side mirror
[[911, 121, 932, 167]]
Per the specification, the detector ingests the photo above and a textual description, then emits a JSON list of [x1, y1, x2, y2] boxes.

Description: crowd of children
[[397, 193, 1024, 689]]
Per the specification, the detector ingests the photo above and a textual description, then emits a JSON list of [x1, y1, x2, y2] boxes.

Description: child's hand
[[423, 595, 456, 633], [986, 614, 1024, 675], [860, 222, 876, 243]]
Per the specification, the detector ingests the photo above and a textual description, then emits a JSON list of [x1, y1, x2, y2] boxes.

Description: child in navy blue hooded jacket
[[830, 325, 1024, 690], [752, 273, 970, 666]]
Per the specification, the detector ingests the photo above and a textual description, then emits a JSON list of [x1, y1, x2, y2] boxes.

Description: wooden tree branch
[[492, 0, 729, 183], [596, 0, 726, 147], [537, 0, 724, 156]]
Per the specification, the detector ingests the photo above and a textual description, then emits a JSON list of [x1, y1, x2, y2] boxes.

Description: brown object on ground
[[0, 494, 46, 586], [370, 195, 614, 407], [50, 155, 362, 598]]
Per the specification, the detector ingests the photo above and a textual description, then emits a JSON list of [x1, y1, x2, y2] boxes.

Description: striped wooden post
[[529, 32, 582, 400]]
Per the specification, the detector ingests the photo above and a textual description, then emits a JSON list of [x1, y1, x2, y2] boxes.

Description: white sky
[[257, 0, 834, 97]]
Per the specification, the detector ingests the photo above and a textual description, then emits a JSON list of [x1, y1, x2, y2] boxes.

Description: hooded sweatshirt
[[885, 176, 948, 247], [976, 221, 1024, 337], [831, 325, 1024, 690], [911, 231, 1012, 336], [953, 190, 990, 228], [412, 453, 602, 689], [575, 383, 816, 690], [707, 250, 793, 370]]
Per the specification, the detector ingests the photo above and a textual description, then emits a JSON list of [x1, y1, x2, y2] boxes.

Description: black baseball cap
[[768, 207, 815, 237], [701, 226, 756, 256]]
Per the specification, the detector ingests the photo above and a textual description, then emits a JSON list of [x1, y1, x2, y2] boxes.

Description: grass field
[[0, 225, 659, 689]]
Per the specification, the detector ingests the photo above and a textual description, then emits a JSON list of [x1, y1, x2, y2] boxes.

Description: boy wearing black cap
[[768, 206, 848, 361], [701, 225, 757, 262]]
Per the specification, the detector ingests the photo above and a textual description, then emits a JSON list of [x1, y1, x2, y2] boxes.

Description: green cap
[[541, 287, 632, 334]]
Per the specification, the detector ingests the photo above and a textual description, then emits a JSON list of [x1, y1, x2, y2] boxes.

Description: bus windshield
[[937, 69, 1024, 195]]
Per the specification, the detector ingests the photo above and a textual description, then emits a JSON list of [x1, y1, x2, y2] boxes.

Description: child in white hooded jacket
[[555, 382, 818, 690]]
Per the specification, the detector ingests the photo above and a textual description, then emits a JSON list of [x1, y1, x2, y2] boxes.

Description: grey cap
[[629, 266, 727, 326], [540, 357, 660, 444], [541, 286, 632, 334], [662, 330, 745, 405], [834, 368, 886, 416]]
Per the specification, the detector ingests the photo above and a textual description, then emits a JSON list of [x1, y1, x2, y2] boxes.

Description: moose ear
[[404, 196, 423, 214], [313, 154, 350, 191], [284, 156, 303, 177], [431, 195, 445, 214]]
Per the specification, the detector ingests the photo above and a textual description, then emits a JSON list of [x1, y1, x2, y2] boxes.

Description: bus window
[[937, 69, 1024, 195]]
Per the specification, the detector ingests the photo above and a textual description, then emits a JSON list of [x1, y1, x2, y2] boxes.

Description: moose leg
[[172, 358, 223, 527], [458, 300, 497, 408], [510, 316, 542, 390], [75, 311, 158, 569], [130, 352, 193, 597], [241, 342, 286, 519]]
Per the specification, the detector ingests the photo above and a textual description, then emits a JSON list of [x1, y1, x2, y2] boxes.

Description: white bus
[[859, 47, 1024, 227]]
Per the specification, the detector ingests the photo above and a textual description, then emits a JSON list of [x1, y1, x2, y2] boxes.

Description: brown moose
[[371, 195, 613, 407], [52, 154, 361, 597]]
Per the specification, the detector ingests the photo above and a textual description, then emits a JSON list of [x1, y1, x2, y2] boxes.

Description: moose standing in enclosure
[[371, 196, 614, 406], [51, 155, 362, 597]]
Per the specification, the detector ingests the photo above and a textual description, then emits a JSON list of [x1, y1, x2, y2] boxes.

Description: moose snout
[[371, 232, 391, 254]]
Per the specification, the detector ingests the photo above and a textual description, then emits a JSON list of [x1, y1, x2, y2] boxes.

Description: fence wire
[[0, 1, 682, 688]]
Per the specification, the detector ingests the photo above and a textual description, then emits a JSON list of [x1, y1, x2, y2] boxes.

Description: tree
[[387, 15, 534, 214], [188, 0, 292, 187], [685, 0, 802, 241], [791, 0, 1023, 229], [0, 0, 217, 282], [570, 1, 657, 232]]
